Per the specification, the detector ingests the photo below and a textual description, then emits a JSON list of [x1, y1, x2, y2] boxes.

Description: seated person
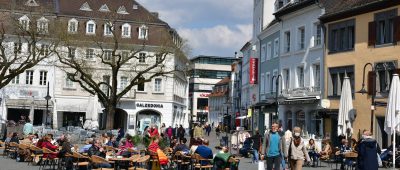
[[88, 139, 111, 168], [106, 135, 118, 148], [148, 137, 160, 153], [79, 138, 94, 153], [306, 139, 320, 165], [10, 132, 19, 144], [319, 139, 332, 160], [239, 137, 253, 158], [338, 139, 352, 169], [173, 138, 190, 155], [39, 135, 58, 159], [214, 146, 239, 169], [195, 139, 213, 166]]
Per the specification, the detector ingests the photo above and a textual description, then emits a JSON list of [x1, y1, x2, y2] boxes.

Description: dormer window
[[121, 23, 131, 38], [68, 18, 78, 33], [104, 23, 113, 36], [19, 15, 30, 31], [117, 6, 129, 14], [99, 4, 110, 12], [86, 20, 96, 34], [138, 25, 148, 40], [37, 17, 48, 34], [80, 2, 92, 11]]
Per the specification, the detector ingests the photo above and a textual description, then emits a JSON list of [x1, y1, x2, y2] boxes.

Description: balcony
[[282, 86, 321, 98]]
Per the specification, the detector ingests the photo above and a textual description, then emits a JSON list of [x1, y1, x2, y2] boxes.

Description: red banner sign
[[249, 58, 258, 84], [235, 112, 240, 127]]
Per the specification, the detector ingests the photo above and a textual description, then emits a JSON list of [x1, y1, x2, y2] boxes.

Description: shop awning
[[6, 99, 53, 109]]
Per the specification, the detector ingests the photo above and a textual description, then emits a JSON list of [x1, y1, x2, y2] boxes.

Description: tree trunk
[[105, 105, 115, 129]]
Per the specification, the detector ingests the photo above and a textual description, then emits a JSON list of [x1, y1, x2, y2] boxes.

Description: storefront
[[5, 99, 51, 126]]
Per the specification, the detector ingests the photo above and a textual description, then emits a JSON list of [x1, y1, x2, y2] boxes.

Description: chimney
[[151, 12, 159, 18]]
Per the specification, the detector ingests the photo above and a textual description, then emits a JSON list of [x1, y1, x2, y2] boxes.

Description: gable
[[80, 2, 92, 11], [117, 5, 129, 14]]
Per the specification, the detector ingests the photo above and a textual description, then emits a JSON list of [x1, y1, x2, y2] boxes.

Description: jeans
[[266, 155, 281, 170], [252, 149, 259, 162], [308, 151, 320, 164], [97, 163, 112, 168]]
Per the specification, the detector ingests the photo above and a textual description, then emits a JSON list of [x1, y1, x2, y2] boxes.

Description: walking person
[[356, 130, 380, 170], [285, 126, 311, 170], [262, 122, 285, 170], [251, 129, 262, 163], [178, 124, 185, 140], [216, 125, 221, 140], [206, 124, 211, 136]]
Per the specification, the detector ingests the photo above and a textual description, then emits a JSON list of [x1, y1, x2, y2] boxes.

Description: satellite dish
[[320, 99, 330, 109]]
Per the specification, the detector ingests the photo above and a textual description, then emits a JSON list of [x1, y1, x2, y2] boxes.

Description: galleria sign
[[136, 103, 164, 108]]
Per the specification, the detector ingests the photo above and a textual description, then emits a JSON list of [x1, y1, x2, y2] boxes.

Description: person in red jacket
[[148, 137, 160, 153], [149, 125, 159, 138], [39, 135, 58, 159]]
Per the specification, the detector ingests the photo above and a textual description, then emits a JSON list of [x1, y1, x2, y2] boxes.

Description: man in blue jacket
[[262, 122, 285, 170]]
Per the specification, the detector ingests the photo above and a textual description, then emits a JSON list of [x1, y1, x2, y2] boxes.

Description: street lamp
[[271, 75, 284, 123], [44, 82, 51, 128], [357, 63, 375, 132]]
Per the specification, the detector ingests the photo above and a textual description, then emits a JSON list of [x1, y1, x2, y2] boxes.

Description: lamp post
[[357, 63, 376, 132], [44, 82, 51, 129], [271, 75, 283, 123]]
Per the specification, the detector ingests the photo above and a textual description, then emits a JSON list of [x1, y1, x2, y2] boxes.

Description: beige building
[[320, 0, 400, 147]]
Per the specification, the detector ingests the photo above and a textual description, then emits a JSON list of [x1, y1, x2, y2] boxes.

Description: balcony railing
[[282, 86, 321, 97]]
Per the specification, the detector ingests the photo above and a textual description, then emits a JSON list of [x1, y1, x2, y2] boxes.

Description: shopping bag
[[258, 160, 265, 170]]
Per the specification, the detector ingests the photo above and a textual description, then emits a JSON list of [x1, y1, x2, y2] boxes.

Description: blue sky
[[136, 0, 253, 58]]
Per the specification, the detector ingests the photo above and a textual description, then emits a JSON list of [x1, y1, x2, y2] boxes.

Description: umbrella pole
[[393, 132, 396, 170]]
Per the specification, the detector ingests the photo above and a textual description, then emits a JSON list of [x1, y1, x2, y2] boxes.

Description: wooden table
[[108, 157, 135, 170], [343, 152, 358, 158]]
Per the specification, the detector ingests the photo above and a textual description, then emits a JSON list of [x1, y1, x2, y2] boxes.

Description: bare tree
[[0, 12, 57, 89], [53, 14, 188, 129]]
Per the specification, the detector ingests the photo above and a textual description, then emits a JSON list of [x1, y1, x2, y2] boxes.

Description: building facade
[[208, 77, 231, 126], [274, 0, 325, 137], [188, 56, 237, 125], [0, 0, 189, 135], [321, 0, 400, 147]]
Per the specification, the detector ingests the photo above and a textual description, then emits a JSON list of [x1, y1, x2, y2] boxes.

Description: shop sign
[[249, 58, 258, 84], [136, 103, 164, 108], [199, 93, 210, 97]]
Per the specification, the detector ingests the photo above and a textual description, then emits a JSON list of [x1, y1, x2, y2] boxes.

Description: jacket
[[357, 137, 379, 170], [285, 137, 311, 162], [88, 145, 106, 158], [262, 131, 285, 157], [194, 126, 203, 138]]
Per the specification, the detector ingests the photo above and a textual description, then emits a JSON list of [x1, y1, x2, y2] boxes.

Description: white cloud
[[178, 24, 252, 56]]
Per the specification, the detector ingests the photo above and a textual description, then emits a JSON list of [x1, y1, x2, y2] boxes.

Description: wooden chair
[[0, 140, 5, 149], [8, 142, 18, 159], [40, 147, 59, 170], [28, 145, 43, 166], [149, 150, 160, 168], [193, 153, 213, 170], [90, 155, 114, 170], [129, 155, 150, 170], [18, 143, 31, 162], [71, 151, 90, 169], [174, 151, 191, 169]]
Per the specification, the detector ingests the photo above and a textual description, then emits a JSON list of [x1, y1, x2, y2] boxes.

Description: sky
[[136, 0, 253, 58]]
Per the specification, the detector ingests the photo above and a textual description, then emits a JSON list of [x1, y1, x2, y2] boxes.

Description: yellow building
[[320, 0, 400, 147]]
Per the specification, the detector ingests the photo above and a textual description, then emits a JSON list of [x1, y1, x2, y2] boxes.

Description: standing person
[[262, 122, 284, 170], [166, 126, 173, 140], [251, 130, 262, 163], [216, 125, 221, 140], [194, 124, 203, 139], [206, 124, 211, 136], [160, 123, 166, 136], [178, 125, 185, 140], [117, 127, 125, 142], [23, 119, 33, 137], [173, 124, 178, 138], [285, 127, 311, 170], [357, 130, 380, 170]]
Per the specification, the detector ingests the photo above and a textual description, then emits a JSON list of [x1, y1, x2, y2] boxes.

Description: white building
[[274, 0, 325, 135], [0, 0, 189, 135]]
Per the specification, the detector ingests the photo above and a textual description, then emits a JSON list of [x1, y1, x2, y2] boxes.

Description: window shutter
[[394, 16, 400, 44], [367, 71, 374, 95], [368, 21, 376, 47]]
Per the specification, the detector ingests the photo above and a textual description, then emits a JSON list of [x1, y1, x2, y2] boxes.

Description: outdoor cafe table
[[343, 152, 358, 158], [108, 157, 138, 170]]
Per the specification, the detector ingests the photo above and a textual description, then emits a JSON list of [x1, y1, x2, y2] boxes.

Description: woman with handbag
[[285, 127, 311, 170]]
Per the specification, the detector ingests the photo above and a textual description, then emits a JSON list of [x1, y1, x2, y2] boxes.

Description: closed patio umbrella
[[384, 74, 400, 169], [338, 77, 353, 138]]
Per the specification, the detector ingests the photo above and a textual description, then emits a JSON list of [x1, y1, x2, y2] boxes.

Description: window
[[11, 74, 19, 84], [121, 51, 129, 62], [328, 19, 355, 52], [25, 70, 33, 85], [65, 74, 74, 88], [266, 42, 272, 60], [298, 27, 305, 50], [103, 50, 112, 60], [155, 55, 162, 63], [137, 77, 145, 91], [104, 23, 113, 36], [14, 42, 22, 54], [68, 19, 78, 33], [313, 64, 320, 88], [260, 73, 265, 94], [375, 61, 397, 94], [86, 20, 96, 34], [86, 49, 95, 59], [328, 66, 354, 97], [266, 73, 271, 93], [120, 76, 128, 89], [121, 23, 131, 38], [37, 17, 48, 33], [261, 44, 266, 62], [19, 15, 30, 31], [68, 47, 76, 58], [102, 75, 110, 95], [373, 9, 397, 45], [314, 23, 322, 46], [39, 71, 47, 86], [138, 53, 146, 63], [40, 44, 49, 56], [283, 69, 290, 89], [297, 66, 304, 87], [284, 31, 290, 53], [273, 70, 278, 92], [274, 38, 279, 57], [138, 25, 148, 40], [154, 78, 162, 92]]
